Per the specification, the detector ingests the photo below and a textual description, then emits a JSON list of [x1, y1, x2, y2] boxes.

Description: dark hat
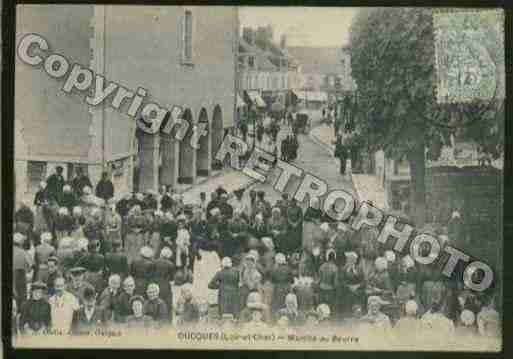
[[83, 287, 96, 301], [234, 188, 245, 196], [129, 295, 145, 307], [47, 256, 59, 264], [257, 190, 265, 198], [216, 187, 227, 195], [31, 281, 47, 291], [69, 267, 86, 275]]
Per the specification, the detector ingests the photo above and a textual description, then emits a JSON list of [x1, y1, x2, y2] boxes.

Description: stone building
[[15, 5, 238, 204]]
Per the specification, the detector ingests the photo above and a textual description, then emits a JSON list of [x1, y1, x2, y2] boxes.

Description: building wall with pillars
[[15, 5, 238, 204]]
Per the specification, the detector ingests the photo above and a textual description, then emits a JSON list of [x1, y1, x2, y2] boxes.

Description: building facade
[[15, 5, 238, 204]]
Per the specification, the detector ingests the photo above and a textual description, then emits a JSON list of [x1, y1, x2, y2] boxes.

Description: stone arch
[[178, 108, 196, 184], [196, 108, 210, 177], [211, 105, 224, 170], [159, 111, 179, 189]]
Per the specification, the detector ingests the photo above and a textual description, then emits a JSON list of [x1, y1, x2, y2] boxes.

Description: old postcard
[[11, 5, 504, 351]]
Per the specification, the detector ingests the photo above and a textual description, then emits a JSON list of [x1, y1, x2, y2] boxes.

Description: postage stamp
[[433, 10, 505, 104]]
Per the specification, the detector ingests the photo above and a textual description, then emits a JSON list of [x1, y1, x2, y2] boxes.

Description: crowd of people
[[12, 146, 500, 340]]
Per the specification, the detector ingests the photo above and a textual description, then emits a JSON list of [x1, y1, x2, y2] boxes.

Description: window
[[248, 56, 255, 69], [27, 161, 47, 191], [182, 10, 193, 63]]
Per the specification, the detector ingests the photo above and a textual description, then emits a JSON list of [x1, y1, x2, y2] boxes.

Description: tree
[[349, 8, 504, 226]]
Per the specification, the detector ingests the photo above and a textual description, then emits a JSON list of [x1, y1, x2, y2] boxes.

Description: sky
[[239, 7, 359, 47]]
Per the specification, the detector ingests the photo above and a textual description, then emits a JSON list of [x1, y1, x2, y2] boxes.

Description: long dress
[[104, 211, 122, 254], [191, 249, 221, 306], [302, 208, 322, 253]]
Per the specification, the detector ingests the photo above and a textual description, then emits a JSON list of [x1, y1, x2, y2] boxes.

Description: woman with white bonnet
[[148, 209, 164, 252], [268, 207, 287, 247], [153, 246, 176, 320], [367, 256, 393, 301], [125, 205, 146, 263], [251, 212, 268, 239], [270, 253, 294, 313], [225, 207, 248, 257], [456, 309, 478, 337], [208, 257, 240, 316], [361, 296, 392, 331], [131, 246, 155, 295], [70, 206, 85, 240], [396, 255, 419, 312]]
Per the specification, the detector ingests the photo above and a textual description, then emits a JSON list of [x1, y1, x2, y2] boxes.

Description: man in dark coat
[[285, 198, 303, 253], [46, 166, 66, 202], [334, 136, 348, 175], [58, 185, 77, 214], [72, 167, 93, 198], [318, 250, 339, 315], [15, 201, 35, 234], [71, 287, 108, 333], [97, 274, 123, 323], [104, 240, 129, 278], [19, 282, 52, 334], [13, 233, 31, 308], [95, 171, 115, 203]]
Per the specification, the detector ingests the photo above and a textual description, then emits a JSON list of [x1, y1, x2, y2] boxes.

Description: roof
[[287, 46, 344, 74], [239, 38, 278, 72]]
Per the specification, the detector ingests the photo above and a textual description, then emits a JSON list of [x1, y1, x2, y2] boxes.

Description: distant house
[[287, 46, 355, 106]]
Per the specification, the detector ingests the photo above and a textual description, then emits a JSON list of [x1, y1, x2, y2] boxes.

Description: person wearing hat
[[58, 184, 77, 215], [131, 246, 156, 295], [337, 251, 364, 318], [250, 212, 269, 240], [105, 239, 129, 278], [366, 257, 393, 301], [226, 208, 249, 257], [175, 284, 200, 326], [277, 293, 305, 327], [316, 303, 332, 327], [230, 188, 249, 221], [285, 198, 303, 254], [19, 281, 52, 335], [218, 192, 234, 220], [125, 205, 147, 263], [206, 191, 220, 221], [318, 250, 339, 316], [75, 239, 106, 295], [268, 207, 287, 250], [394, 300, 422, 335], [71, 286, 108, 333], [54, 207, 73, 242], [361, 296, 392, 330], [95, 171, 114, 203], [13, 233, 31, 308], [45, 256, 62, 297], [115, 276, 136, 323], [154, 247, 176, 321], [270, 253, 294, 313], [104, 203, 122, 254], [15, 200, 35, 238], [255, 191, 271, 221], [97, 274, 122, 323], [66, 266, 95, 305], [34, 232, 56, 283], [208, 257, 240, 317], [144, 283, 169, 326], [126, 295, 154, 330], [160, 188, 174, 213], [175, 223, 191, 269], [46, 165, 65, 202], [49, 276, 80, 332], [395, 255, 419, 314], [70, 167, 92, 199], [240, 254, 263, 310]]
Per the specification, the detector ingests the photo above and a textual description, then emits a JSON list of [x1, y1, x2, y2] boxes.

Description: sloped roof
[[287, 46, 343, 74], [239, 38, 278, 71]]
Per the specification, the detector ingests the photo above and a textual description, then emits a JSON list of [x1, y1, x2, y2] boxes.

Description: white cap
[[76, 237, 89, 251], [461, 309, 476, 326], [140, 246, 154, 258], [317, 304, 331, 318], [275, 253, 287, 265], [13, 233, 26, 245], [40, 232, 53, 243], [58, 207, 69, 215], [367, 295, 389, 306], [345, 251, 358, 260], [384, 250, 396, 262], [72, 206, 82, 215], [83, 186, 92, 195], [375, 257, 388, 271], [221, 257, 232, 268], [160, 246, 173, 259], [210, 208, 221, 216], [320, 222, 330, 232], [402, 255, 415, 268]]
